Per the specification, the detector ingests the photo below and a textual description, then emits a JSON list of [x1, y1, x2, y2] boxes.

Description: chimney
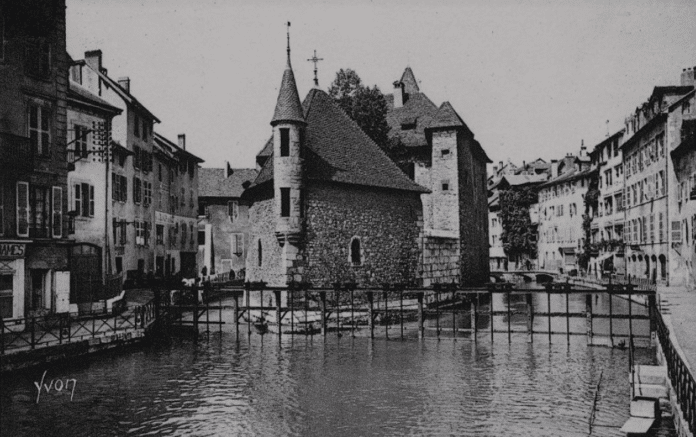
[[551, 159, 559, 179], [498, 161, 503, 171], [118, 77, 130, 93], [580, 139, 587, 157], [493, 165, 498, 174], [178, 134, 186, 150], [393, 81, 404, 108], [84, 50, 102, 72], [226, 161, 233, 178], [681, 67, 695, 87]]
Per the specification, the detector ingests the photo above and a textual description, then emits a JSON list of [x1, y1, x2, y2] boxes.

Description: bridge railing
[[0, 299, 156, 355]]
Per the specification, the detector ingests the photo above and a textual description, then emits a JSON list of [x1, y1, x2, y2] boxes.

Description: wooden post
[[565, 292, 570, 344], [368, 291, 374, 339], [648, 294, 656, 347], [471, 294, 477, 341], [275, 290, 282, 338], [586, 293, 593, 345], [608, 294, 613, 347], [526, 293, 534, 343], [383, 291, 389, 339], [320, 291, 327, 336], [350, 289, 355, 338], [233, 293, 239, 336], [489, 290, 494, 342], [304, 290, 309, 337], [547, 292, 551, 344], [193, 287, 199, 333], [452, 291, 457, 339], [400, 289, 404, 340], [628, 292, 633, 341], [335, 290, 340, 336], [290, 289, 294, 336], [246, 288, 251, 337], [417, 292, 424, 339], [507, 290, 511, 343], [436, 289, 440, 338]]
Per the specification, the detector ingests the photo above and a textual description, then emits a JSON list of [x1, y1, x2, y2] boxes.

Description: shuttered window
[[232, 233, 244, 256], [52, 186, 62, 238], [280, 188, 290, 217], [16, 182, 29, 237]]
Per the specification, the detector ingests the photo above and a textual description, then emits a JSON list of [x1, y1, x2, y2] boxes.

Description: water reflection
[[1, 330, 673, 436]]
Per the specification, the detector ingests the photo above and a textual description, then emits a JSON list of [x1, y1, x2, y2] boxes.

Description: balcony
[[0, 133, 33, 175]]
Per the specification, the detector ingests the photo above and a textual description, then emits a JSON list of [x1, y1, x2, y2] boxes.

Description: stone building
[[385, 67, 491, 285], [66, 78, 122, 310], [152, 133, 203, 279], [667, 76, 695, 287], [537, 152, 592, 273], [70, 50, 160, 285], [0, 0, 71, 322], [243, 48, 429, 287], [621, 77, 694, 284], [588, 130, 626, 277], [198, 166, 257, 279]]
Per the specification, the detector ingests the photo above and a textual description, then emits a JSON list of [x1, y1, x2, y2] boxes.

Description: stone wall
[[420, 236, 460, 286], [245, 197, 286, 286], [304, 183, 422, 287], [458, 134, 490, 285]]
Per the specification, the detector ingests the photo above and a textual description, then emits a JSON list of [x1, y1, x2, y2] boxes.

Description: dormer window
[[400, 117, 417, 130]]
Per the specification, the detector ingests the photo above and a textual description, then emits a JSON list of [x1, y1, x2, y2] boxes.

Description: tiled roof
[[199, 168, 258, 198], [270, 63, 305, 126], [426, 101, 470, 131], [153, 132, 204, 163], [68, 81, 122, 114], [251, 88, 428, 194], [385, 92, 438, 148]]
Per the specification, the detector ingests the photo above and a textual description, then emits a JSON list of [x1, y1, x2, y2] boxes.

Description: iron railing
[[655, 309, 695, 434], [0, 299, 156, 355]]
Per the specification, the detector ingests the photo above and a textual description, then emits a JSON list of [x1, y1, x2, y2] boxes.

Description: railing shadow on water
[[0, 300, 156, 355]]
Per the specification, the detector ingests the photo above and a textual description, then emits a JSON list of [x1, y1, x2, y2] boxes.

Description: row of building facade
[[0, 0, 203, 321], [489, 67, 696, 288]]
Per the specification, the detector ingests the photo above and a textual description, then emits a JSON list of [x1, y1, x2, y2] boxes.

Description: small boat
[[253, 316, 269, 334]]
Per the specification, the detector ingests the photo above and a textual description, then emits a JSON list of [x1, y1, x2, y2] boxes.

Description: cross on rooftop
[[307, 49, 324, 87]]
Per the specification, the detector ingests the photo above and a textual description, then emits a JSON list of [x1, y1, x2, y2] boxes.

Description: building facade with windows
[[66, 79, 122, 310], [0, 0, 72, 324], [537, 153, 592, 273], [621, 81, 694, 284], [197, 166, 258, 279], [70, 50, 160, 285], [152, 133, 202, 279], [667, 79, 695, 287], [588, 130, 626, 277]]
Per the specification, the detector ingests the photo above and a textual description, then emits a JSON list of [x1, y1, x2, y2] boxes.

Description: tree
[[328, 69, 392, 154], [499, 187, 538, 266]]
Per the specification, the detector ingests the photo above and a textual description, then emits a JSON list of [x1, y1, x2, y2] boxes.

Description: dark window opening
[[280, 128, 290, 157], [442, 180, 450, 191], [280, 187, 290, 217], [258, 239, 263, 267], [441, 149, 450, 157], [198, 230, 206, 246], [350, 238, 361, 265], [406, 162, 415, 180]]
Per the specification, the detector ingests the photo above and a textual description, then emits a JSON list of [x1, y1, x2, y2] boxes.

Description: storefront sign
[[0, 243, 26, 258]]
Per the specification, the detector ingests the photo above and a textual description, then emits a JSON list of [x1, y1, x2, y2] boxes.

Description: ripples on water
[[1, 330, 670, 436]]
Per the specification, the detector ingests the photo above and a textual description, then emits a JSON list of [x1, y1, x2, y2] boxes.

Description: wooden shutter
[[89, 185, 95, 216], [671, 221, 682, 243], [16, 182, 29, 236], [52, 186, 62, 238]]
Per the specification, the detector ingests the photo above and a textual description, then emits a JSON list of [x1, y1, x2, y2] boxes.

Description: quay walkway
[[656, 283, 696, 436]]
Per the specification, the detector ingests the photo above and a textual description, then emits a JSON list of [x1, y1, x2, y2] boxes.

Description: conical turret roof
[[400, 67, 420, 93], [271, 59, 306, 126]]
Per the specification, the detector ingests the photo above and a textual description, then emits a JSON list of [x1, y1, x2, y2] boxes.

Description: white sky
[[66, 0, 696, 169]]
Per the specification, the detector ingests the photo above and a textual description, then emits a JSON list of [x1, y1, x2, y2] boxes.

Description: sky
[[66, 0, 696, 170]]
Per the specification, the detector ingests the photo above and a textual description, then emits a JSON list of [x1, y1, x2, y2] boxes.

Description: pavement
[[658, 283, 696, 376]]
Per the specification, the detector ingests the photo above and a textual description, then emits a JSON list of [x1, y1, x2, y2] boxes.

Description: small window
[[198, 230, 206, 246], [232, 233, 244, 256], [257, 239, 263, 267], [280, 187, 290, 217], [350, 238, 361, 265], [228, 200, 239, 222], [441, 149, 450, 157], [441, 179, 450, 191], [406, 162, 415, 180], [280, 128, 290, 157]]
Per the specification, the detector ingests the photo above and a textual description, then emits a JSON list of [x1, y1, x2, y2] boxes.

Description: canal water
[[1, 291, 674, 436]]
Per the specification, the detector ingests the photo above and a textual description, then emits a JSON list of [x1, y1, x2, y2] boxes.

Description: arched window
[[257, 239, 263, 267], [350, 237, 361, 265]]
